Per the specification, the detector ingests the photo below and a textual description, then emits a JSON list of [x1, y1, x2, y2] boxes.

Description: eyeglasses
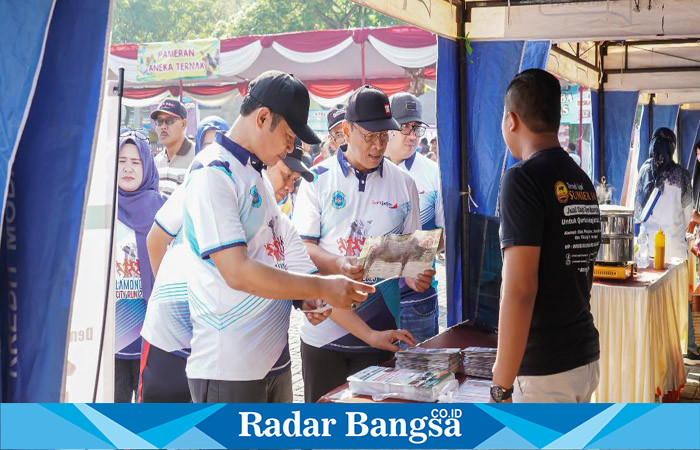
[[155, 116, 179, 126], [120, 128, 149, 140], [331, 132, 346, 143], [399, 123, 426, 137], [351, 124, 389, 146]]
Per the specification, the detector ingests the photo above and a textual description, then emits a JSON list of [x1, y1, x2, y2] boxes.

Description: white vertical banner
[[63, 80, 118, 403]]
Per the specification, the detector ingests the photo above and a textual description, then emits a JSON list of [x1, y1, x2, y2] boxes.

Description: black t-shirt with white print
[[499, 147, 601, 376]]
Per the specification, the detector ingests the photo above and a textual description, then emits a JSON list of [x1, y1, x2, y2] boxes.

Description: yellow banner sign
[[137, 39, 220, 82], [352, 0, 458, 39]]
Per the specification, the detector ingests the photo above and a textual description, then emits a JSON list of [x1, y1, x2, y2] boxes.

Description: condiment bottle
[[654, 228, 665, 270]]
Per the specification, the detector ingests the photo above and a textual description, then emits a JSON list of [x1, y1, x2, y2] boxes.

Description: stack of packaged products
[[462, 347, 496, 378], [347, 366, 458, 402], [438, 379, 491, 403], [395, 347, 463, 373]]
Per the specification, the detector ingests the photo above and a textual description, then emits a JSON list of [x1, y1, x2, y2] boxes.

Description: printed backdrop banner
[[137, 39, 220, 81], [0, 0, 110, 402], [1, 403, 699, 449], [0, 0, 56, 404]]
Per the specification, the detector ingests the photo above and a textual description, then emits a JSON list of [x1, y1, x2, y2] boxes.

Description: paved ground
[[288, 259, 449, 403], [681, 362, 700, 402]]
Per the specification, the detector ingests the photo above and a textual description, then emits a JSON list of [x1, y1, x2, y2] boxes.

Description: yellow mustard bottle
[[654, 228, 665, 270]]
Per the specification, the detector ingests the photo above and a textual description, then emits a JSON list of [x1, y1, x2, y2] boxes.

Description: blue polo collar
[[403, 150, 418, 171], [336, 145, 384, 179], [216, 132, 265, 175]]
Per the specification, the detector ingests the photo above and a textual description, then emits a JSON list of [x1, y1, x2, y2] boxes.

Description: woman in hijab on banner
[[195, 115, 229, 154], [634, 127, 692, 261], [114, 129, 167, 402]]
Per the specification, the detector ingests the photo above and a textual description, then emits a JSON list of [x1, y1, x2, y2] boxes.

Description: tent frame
[[355, 0, 700, 323], [455, 0, 616, 322], [464, 0, 614, 20], [460, 0, 700, 322]]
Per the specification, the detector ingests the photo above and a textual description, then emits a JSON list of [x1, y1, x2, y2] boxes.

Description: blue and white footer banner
[[1, 403, 699, 449]]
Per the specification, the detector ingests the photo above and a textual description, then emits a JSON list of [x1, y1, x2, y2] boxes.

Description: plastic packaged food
[[347, 366, 458, 402]]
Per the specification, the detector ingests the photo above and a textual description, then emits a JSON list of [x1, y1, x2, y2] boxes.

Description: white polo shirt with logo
[[293, 148, 421, 352], [397, 151, 444, 231], [141, 186, 191, 359], [142, 181, 316, 368], [395, 150, 445, 306], [182, 133, 315, 381]]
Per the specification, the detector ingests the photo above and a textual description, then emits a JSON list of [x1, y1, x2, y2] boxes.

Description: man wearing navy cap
[[269, 138, 315, 217], [140, 142, 321, 404], [294, 85, 435, 402], [151, 98, 195, 196], [313, 104, 346, 166]]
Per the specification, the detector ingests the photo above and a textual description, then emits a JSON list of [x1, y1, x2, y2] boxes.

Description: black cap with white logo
[[283, 137, 316, 182], [327, 104, 346, 131], [248, 70, 321, 145], [345, 85, 400, 132]]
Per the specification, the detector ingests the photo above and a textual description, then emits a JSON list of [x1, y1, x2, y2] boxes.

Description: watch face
[[490, 385, 503, 402]]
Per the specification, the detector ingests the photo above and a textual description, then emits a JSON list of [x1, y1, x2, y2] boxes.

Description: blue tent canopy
[[437, 39, 554, 327], [437, 35, 699, 324]]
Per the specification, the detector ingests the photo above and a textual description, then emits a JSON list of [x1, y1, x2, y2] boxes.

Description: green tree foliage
[[222, 0, 400, 36], [112, 0, 400, 44]]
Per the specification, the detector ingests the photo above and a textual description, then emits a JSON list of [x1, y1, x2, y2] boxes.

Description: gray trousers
[[188, 369, 292, 403]]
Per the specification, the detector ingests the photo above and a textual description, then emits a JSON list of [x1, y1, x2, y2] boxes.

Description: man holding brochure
[[293, 85, 435, 402]]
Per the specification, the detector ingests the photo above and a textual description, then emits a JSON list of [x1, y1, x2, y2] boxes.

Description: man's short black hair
[[240, 94, 281, 130], [505, 68, 561, 133], [420, 137, 428, 145]]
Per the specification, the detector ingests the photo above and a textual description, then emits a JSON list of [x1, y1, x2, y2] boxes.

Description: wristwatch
[[490, 384, 513, 402]]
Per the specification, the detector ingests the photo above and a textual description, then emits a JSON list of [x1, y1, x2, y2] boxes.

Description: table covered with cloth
[[591, 262, 688, 402], [317, 321, 497, 403]]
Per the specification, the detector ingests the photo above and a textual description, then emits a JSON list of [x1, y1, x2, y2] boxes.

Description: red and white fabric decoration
[[110, 26, 436, 104]]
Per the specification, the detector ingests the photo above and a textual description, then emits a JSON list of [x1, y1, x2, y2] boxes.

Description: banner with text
[[1, 403, 699, 449], [137, 39, 220, 82]]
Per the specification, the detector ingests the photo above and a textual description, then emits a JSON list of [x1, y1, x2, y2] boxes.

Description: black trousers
[[114, 358, 140, 403], [300, 340, 392, 403], [188, 370, 292, 403], [139, 341, 191, 403]]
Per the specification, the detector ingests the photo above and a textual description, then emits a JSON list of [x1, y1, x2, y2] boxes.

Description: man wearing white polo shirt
[[385, 92, 445, 343], [183, 71, 374, 403], [294, 85, 435, 402], [139, 150, 321, 403]]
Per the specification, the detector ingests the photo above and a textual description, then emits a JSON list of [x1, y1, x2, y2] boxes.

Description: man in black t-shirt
[[490, 69, 601, 403]]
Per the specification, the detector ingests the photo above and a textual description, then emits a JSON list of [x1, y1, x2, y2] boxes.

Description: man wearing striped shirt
[[151, 98, 195, 196]]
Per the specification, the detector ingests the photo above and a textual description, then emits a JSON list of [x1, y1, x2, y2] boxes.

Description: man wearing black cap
[[139, 146, 321, 404], [151, 98, 195, 196], [181, 71, 374, 403], [293, 85, 436, 402], [314, 104, 347, 166], [272, 138, 316, 217]]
